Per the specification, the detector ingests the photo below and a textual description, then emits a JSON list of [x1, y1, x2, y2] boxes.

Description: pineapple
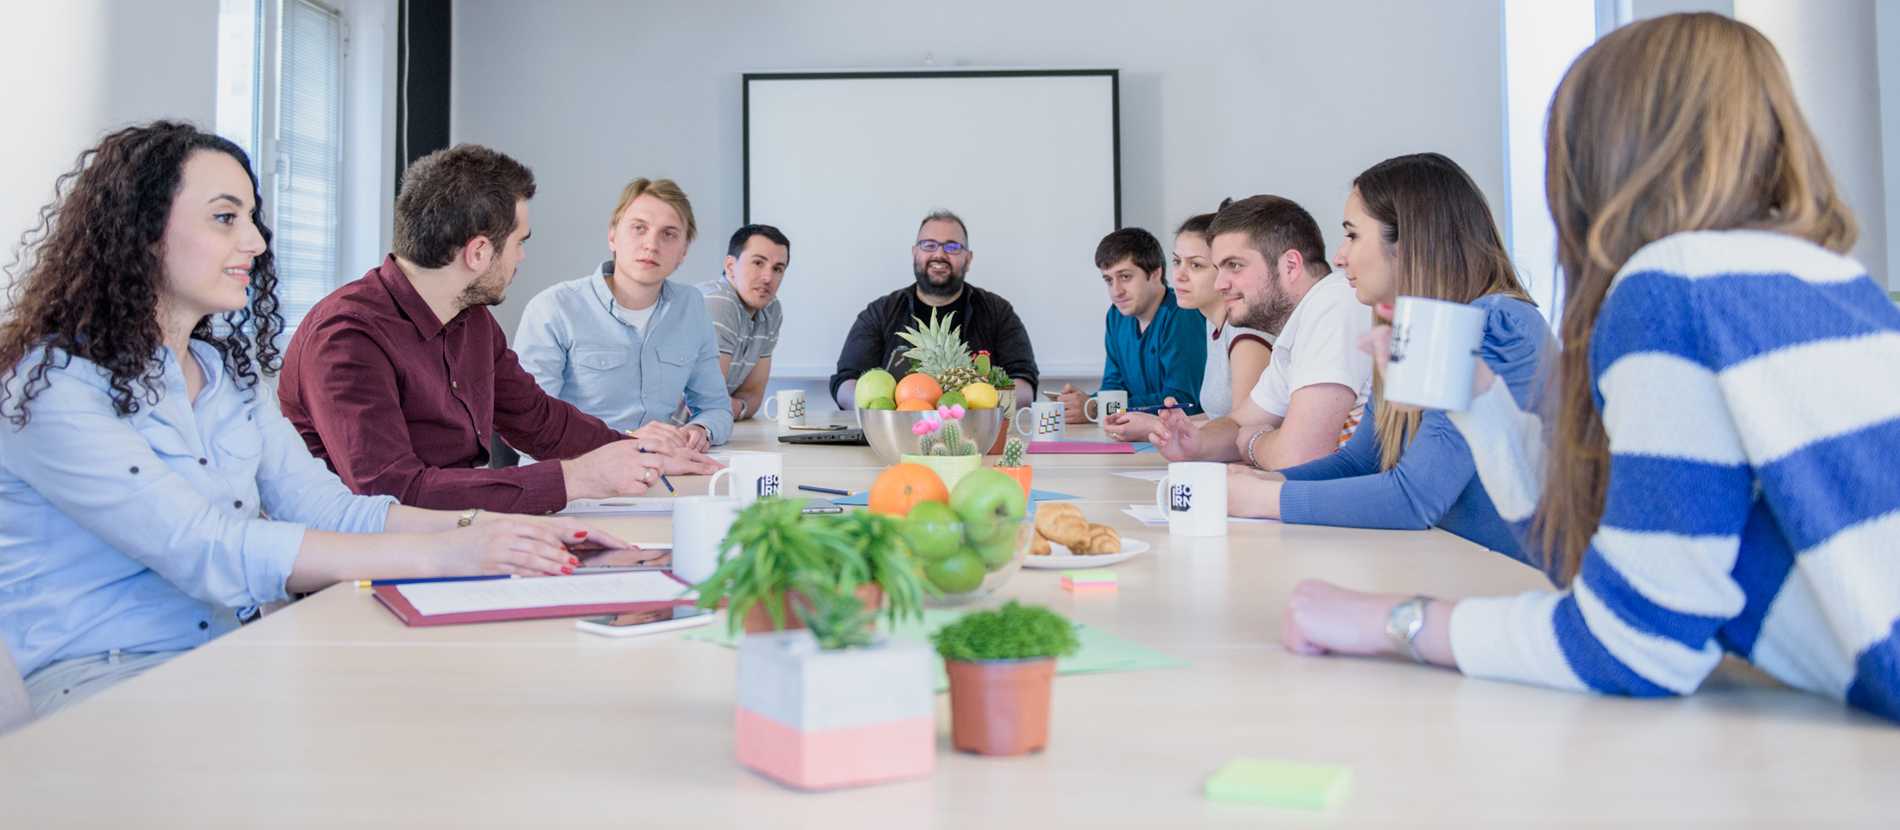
[[898, 310, 982, 390]]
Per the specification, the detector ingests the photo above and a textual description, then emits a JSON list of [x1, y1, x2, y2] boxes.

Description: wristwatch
[[457, 508, 482, 528], [1385, 595, 1433, 663]]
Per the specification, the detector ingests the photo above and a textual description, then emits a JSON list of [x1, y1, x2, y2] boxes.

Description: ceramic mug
[[1383, 296, 1487, 411], [1153, 461, 1227, 537], [670, 495, 740, 585], [760, 389, 806, 426], [1085, 390, 1128, 423], [1012, 401, 1066, 440], [708, 451, 784, 505]]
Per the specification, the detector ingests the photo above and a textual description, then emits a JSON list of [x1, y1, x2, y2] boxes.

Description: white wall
[[451, 0, 1507, 392], [0, 0, 218, 300]]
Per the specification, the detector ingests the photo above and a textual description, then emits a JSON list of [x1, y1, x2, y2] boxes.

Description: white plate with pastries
[[1022, 539, 1151, 569]]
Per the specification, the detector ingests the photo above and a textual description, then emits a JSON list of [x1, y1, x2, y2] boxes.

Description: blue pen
[[625, 431, 678, 494], [1129, 403, 1185, 414], [356, 574, 516, 588]]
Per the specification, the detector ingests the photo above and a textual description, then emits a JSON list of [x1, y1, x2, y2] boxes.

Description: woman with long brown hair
[[0, 122, 625, 717], [1279, 14, 1900, 721], [1225, 153, 1548, 566]]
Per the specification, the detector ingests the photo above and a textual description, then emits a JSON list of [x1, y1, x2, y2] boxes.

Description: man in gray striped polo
[[697, 225, 788, 421]]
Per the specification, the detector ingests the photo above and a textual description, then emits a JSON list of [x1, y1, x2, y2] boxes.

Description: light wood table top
[[3, 418, 1896, 827]]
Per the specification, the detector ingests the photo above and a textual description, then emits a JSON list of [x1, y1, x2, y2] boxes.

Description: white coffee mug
[[1153, 461, 1227, 537], [759, 389, 806, 426], [1012, 401, 1066, 440], [1085, 390, 1129, 423], [708, 451, 784, 505], [1383, 296, 1487, 411], [671, 495, 740, 585]]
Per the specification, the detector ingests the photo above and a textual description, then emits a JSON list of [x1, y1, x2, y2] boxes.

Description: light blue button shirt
[[0, 341, 396, 677], [514, 264, 734, 445]]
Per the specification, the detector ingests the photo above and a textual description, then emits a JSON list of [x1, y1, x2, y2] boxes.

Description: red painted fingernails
[[574, 531, 587, 538], [562, 565, 573, 574]]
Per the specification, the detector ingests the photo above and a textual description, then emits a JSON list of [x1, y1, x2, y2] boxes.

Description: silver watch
[[1385, 595, 1432, 663]]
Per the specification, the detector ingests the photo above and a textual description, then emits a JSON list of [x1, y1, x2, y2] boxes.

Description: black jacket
[[829, 284, 1040, 400]]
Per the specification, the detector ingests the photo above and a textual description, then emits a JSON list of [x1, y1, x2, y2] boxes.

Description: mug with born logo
[[1084, 390, 1128, 423], [708, 451, 784, 505], [1152, 461, 1227, 537]]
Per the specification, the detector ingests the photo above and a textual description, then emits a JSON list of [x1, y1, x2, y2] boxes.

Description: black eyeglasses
[[915, 240, 967, 254]]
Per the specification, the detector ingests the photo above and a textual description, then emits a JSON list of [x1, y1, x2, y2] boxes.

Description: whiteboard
[[744, 70, 1120, 380]]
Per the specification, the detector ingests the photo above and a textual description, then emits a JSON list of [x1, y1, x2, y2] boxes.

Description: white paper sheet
[[560, 497, 675, 515], [1121, 505, 1279, 526], [1112, 470, 1170, 482], [397, 571, 692, 616]]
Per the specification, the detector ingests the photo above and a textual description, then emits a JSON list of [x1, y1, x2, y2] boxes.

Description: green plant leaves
[[930, 601, 1081, 661]]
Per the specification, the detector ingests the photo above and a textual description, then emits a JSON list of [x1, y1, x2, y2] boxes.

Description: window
[[1502, 0, 1602, 324], [215, 0, 345, 334]]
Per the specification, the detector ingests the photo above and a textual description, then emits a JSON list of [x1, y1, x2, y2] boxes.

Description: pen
[[356, 574, 516, 588], [625, 430, 677, 494], [797, 485, 856, 496], [1129, 403, 1185, 414]]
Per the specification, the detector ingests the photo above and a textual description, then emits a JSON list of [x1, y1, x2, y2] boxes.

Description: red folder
[[1026, 441, 1136, 454], [371, 571, 697, 627]]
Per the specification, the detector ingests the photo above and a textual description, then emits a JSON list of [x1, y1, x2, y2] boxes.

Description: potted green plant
[[901, 405, 983, 491], [930, 601, 1080, 756], [993, 436, 1032, 498], [735, 582, 935, 790], [694, 497, 933, 634]]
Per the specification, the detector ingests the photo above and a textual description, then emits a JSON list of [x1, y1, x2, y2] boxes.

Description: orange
[[896, 399, 935, 411], [868, 463, 950, 515], [893, 373, 943, 408]]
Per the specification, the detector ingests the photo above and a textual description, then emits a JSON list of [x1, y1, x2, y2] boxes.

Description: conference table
[[2, 417, 1896, 828]]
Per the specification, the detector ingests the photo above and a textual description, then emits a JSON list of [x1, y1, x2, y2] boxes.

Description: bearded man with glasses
[[830, 210, 1040, 410]]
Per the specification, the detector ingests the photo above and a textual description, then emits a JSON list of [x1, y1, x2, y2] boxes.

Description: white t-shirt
[[1247, 271, 1373, 442]]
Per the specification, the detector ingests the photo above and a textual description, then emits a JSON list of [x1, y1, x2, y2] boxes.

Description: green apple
[[972, 525, 1019, 570], [925, 550, 986, 594], [865, 397, 897, 410], [950, 467, 1028, 549], [904, 500, 962, 561], [855, 368, 897, 408], [936, 390, 968, 410]]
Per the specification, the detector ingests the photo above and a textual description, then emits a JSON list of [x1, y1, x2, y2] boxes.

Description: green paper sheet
[[681, 609, 1188, 691], [1204, 758, 1352, 810]]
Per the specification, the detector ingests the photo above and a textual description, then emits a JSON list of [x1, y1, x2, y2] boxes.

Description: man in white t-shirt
[[1149, 195, 1371, 470]]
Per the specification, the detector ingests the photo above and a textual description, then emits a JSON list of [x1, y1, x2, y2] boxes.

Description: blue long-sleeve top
[[1100, 288, 1207, 414], [1275, 294, 1548, 565]]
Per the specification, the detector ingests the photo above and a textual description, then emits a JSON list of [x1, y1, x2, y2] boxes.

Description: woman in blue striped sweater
[[1226, 153, 1548, 566], [1279, 13, 1900, 721]]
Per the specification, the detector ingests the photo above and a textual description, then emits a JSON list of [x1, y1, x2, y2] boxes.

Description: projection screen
[[743, 69, 1120, 386]]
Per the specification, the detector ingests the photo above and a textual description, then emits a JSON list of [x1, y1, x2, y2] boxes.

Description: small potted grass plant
[[931, 601, 1080, 756], [734, 580, 935, 790], [901, 405, 984, 491], [694, 497, 932, 634], [993, 436, 1032, 499]]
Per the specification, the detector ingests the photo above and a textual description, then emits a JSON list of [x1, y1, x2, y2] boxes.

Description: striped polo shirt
[[697, 277, 782, 394]]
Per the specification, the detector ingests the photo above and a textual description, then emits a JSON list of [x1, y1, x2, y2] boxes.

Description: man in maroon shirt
[[280, 145, 718, 514]]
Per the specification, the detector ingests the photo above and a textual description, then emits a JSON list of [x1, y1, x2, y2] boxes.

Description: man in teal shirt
[[1057, 227, 1207, 421]]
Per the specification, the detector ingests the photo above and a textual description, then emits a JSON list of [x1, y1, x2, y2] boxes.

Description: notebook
[[372, 571, 696, 627]]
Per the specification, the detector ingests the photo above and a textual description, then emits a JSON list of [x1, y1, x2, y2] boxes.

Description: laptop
[[777, 426, 868, 446]]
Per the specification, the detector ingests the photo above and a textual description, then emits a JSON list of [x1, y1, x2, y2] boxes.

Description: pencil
[[797, 485, 855, 496], [356, 574, 516, 588], [625, 430, 677, 494]]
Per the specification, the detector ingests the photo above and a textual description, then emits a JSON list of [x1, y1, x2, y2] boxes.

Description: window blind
[[275, 0, 343, 332]]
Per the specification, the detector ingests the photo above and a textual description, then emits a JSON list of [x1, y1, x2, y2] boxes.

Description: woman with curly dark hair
[[0, 122, 627, 718]]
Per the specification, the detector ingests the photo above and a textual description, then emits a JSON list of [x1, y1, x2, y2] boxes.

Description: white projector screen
[[744, 70, 1119, 384]]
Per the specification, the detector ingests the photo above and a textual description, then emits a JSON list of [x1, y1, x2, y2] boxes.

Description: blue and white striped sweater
[[1446, 230, 1900, 721]]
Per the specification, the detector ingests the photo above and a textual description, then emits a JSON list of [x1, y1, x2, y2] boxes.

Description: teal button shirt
[[1100, 288, 1207, 414]]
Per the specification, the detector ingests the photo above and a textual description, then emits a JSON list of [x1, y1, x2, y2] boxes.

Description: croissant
[[1076, 524, 1122, 555], [1030, 530, 1052, 556], [1034, 503, 1090, 548]]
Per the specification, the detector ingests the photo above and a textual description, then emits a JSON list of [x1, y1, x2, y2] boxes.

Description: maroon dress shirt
[[280, 256, 625, 514]]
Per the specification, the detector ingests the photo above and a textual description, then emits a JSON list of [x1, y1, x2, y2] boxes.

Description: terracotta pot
[[944, 656, 1056, 755], [994, 466, 1033, 500], [742, 584, 885, 634]]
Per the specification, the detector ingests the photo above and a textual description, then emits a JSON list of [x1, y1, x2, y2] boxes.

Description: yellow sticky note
[[1204, 757, 1351, 810]]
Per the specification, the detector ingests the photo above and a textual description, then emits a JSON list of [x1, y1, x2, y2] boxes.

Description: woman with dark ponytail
[[0, 122, 624, 717]]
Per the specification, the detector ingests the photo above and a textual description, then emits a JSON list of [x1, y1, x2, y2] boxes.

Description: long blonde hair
[[1540, 13, 1855, 584], [1353, 153, 1532, 472]]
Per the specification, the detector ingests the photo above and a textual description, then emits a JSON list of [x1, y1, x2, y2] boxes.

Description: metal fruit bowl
[[857, 406, 1005, 464]]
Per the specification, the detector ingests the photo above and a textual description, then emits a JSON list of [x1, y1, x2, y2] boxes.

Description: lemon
[[960, 381, 999, 409]]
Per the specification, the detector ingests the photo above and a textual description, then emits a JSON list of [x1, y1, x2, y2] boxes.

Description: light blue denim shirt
[[0, 341, 396, 678], [514, 263, 734, 445]]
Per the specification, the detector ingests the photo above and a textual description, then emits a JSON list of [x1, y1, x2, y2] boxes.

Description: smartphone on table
[[574, 605, 716, 638]]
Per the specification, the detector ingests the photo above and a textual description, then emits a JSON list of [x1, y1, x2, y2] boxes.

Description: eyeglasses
[[915, 240, 967, 254]]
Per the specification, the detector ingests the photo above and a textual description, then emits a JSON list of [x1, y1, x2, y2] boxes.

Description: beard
[[1230, 278, 1299, 335], [457, 258, 510, 309], [913, 256, 966, 298]]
